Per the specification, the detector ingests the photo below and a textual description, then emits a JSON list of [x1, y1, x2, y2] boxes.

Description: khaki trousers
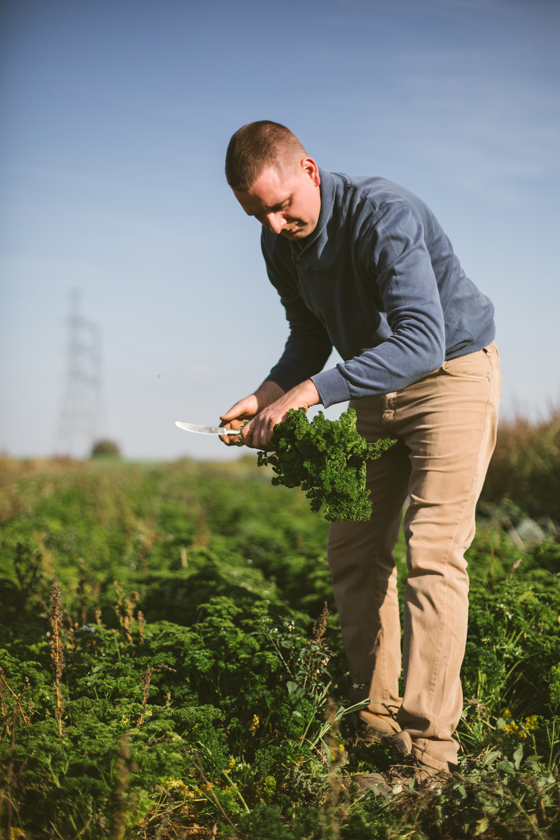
[[327, 343, 501, 770]]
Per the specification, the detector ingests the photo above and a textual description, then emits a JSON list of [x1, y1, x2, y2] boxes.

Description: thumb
[[220, 395, 257, 422], [220, 404, 244, 422]]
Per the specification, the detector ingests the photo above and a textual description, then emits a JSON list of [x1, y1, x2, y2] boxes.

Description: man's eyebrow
[[265, 194, 292, 213], [246, 194, 292, 218]]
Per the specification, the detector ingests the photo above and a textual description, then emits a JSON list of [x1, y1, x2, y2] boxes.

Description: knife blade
[[175, 421, 243, 436]]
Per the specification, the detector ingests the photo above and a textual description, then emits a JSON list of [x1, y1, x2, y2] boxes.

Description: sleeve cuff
[[311, 367, 351, 408]]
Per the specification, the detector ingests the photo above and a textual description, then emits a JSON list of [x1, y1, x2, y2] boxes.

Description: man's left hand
[[241, 379, 321, 450]]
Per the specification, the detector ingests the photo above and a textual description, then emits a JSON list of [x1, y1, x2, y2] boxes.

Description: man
[[219, 120, 501, 788]]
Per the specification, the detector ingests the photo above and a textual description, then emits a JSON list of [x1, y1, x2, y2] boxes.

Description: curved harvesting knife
[[175, 421, 241, 436]]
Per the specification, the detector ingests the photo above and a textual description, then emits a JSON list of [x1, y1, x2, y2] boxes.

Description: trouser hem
[[411, 744, 451, 773]]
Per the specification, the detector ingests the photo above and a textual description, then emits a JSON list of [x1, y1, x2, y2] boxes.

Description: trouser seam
[[405, 362, 492, 736], [422, 366, 495, 735]]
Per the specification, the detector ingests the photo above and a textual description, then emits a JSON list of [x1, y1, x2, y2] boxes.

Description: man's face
[[233, 158, 321, 240]]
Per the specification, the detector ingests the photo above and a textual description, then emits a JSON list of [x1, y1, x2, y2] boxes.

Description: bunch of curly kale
[[257, 407, 396, 522]]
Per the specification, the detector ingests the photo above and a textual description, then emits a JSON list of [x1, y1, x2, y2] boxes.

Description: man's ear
[[301, 157, 321, 186]]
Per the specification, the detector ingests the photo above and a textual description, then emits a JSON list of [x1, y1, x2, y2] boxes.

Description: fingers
[[219, 394, 259, 446], [220, 434, 244, 447], [219, 430, 243, 446], [244, 380, 320, 448], [219, 418, 244, 446], [219, 380, 319, 450], [240, 420, 258, 449], [241, 412, 276, 450]]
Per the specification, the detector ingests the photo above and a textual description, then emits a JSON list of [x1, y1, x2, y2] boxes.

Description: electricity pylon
[[54, 290, 102, 458]]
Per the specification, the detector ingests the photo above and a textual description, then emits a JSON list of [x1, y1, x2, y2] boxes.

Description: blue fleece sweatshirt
[[262, 169, 495, 408]]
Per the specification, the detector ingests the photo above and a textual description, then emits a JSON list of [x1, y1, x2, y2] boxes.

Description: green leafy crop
[[1, 456, 560, 838], [257, 407, 396, 522]]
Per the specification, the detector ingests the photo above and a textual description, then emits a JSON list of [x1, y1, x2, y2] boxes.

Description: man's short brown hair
[[225, 121, 308, 192]]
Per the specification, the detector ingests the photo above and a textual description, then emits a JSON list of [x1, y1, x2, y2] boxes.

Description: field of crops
[[1, 413, 559, 839]]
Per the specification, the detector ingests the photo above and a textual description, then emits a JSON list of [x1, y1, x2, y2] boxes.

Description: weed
[[48, 577, 66, 736]]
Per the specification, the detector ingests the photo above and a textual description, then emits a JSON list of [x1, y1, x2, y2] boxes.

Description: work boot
[[382, 729, 413, 756], [353, 762, 449, 797], [353, 729, 450, 797], [357, 709, 401, 743]]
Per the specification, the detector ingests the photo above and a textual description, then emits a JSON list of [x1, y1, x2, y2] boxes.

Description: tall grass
[[482, 406, 560, 521]]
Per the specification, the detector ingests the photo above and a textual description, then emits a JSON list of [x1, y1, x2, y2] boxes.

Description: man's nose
[[266, 213, 286, 235]]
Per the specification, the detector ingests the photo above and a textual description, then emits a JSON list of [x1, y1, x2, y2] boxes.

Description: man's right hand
[[219, 380, 285, 446]]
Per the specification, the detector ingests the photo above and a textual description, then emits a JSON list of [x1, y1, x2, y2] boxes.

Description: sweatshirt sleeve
[[311, 201, 446, 407], [262, 235, 333, 393]]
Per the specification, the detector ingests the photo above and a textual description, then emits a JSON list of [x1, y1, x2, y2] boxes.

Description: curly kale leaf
[[257, 408, 396, 522]]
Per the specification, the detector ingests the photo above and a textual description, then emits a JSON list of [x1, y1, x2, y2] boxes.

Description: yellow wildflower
[[504, 721, 528, 738]]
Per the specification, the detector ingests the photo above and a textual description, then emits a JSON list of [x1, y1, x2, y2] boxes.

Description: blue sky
[[1, 0, 559, 460]]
